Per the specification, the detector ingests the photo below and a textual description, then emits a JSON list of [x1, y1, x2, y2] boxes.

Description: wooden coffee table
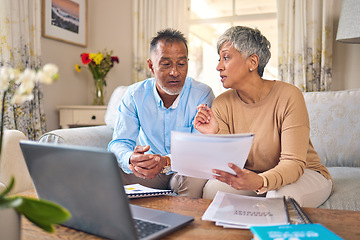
[[21, 191, 360, 240]]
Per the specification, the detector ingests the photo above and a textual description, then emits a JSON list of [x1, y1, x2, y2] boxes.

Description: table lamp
[[336, 0, 360, 44]]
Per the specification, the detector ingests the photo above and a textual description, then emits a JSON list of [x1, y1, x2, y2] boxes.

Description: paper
[[171, 131, 254, 179], [202, 191, 289, 229]]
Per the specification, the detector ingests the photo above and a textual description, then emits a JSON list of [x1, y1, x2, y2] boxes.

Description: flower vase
[[0, 208, 21, 240], [93, 78, 105, 105]]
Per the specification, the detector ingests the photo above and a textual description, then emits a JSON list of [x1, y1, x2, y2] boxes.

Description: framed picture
[[42, 0, 88, 47]]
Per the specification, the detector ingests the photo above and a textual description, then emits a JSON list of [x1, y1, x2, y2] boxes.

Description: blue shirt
[[108, 77, 215, 173]]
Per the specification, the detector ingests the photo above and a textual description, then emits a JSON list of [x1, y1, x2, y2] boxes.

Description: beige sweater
[[212, 81, 332, 191]]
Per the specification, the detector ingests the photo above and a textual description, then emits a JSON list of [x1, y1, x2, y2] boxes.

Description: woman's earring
[[250, 68, 253, 72]]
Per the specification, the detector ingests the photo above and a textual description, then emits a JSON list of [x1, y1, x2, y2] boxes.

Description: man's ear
[[147, 59, 155, 75], [247, 54, 259, 72]]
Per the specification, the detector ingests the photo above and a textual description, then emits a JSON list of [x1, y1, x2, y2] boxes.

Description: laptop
[[20, 141, 194, 240]]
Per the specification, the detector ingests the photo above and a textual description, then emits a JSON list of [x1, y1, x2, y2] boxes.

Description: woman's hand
[[194, 104, 219, 134], [212, 163, 264, 191]]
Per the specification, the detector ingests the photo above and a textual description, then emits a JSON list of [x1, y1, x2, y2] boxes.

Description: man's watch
[[255, 175, 268, 195], [161, 156, 171, 174]]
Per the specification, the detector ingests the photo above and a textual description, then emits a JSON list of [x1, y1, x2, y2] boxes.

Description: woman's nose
[[216, 61, 223, 72]]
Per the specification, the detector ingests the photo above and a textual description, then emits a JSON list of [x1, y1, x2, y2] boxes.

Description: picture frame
[[42, 0, 88, 47]]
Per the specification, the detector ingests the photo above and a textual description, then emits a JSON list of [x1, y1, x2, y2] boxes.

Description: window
[[188, 0, 278, 96]]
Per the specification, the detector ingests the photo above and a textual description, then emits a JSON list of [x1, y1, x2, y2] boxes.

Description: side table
[[57, 105, 107, 129]]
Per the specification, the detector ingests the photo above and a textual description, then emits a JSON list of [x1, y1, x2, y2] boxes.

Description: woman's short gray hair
[[217, 26, 271, 77]]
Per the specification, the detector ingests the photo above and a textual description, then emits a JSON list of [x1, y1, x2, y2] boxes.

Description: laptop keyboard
[[134, 218, 169, 239]]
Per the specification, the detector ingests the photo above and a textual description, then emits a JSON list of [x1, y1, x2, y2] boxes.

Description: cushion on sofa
[[319, 167, 360, 211], [104, 86, 128, 129], [39, 125, 114, 149], [303, 89, 360, 167]]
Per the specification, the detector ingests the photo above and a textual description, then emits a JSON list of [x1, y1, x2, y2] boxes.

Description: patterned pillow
[[303, 89, 360, 167]]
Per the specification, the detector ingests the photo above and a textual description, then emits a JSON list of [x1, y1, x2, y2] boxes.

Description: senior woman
[[194, 26, 333, 207]]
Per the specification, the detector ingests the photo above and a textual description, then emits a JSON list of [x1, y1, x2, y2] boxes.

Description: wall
[[332, 0, 360, 91], [41, 0, 133, 131]]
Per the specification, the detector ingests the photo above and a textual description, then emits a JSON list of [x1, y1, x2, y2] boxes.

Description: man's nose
[[170, 65, 180, 77]]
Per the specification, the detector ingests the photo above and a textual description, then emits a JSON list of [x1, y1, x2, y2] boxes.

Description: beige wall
[[41, 0, 133, 131], [41, 0, 360, 131]]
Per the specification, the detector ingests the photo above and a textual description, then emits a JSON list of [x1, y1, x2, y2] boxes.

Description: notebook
[[125, 184, 173, 198], [20, 141, 194, 240]]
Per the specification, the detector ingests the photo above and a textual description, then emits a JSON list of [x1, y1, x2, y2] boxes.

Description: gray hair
[[217, 26, 271, 77], [150, 28, 188, 55]]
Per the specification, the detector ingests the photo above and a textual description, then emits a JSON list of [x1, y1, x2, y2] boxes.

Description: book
[[202, 191, 311, 229], [124, 184, 173, 198], [250, 223, 343, 240]]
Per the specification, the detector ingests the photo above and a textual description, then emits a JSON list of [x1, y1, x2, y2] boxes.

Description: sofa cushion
[[105, 86, 128, 129], [319, 167, 360, 211], [303, 89, 360, 167], [39, 125, 114, 149]]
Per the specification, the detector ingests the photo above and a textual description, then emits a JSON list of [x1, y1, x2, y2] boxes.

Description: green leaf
[[0, 196, 22, 209], [15, 197, 71, 233], [0, 176, 15, 199]]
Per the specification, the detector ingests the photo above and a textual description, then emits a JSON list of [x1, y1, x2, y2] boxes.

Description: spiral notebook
[[124, 184, 173, 198]]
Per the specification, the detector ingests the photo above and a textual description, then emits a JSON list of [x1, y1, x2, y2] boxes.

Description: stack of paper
[[171, 131, 254, 179], [202, 191, 289, 229]]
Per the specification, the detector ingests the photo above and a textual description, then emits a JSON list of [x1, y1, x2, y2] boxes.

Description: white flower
[[0, 67, 12, 91], [1, 64, 58, 105], [16, 68, 36, 85], [11, 92, 34, 105], [11, 70, 36, 104], [37, 63, 59, 84]]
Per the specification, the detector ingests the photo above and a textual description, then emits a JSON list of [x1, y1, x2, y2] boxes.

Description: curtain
[[277, 0, 333, 92], [132, 0, 190, 83], [0, 0, 46, 140]]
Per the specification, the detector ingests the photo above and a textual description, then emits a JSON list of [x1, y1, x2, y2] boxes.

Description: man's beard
[[158, 82, 183, 96]]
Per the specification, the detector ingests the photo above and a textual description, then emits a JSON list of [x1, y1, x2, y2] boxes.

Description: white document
[[202, 191, 289, 229], [171, 131, 254, 179]]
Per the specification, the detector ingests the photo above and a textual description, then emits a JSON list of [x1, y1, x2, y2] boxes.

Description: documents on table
[[202, 191, 289, 229], [124, 184, 173, 198], [171, 131, 254, 179]]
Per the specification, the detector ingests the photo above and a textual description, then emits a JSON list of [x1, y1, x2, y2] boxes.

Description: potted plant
[[0, 177, 71, 238], [0, 64, 70, 238]]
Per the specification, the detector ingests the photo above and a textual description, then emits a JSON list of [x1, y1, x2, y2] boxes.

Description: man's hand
[[129, 145, 167, 179]]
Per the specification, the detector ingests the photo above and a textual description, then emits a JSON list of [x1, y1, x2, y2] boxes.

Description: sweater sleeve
[[262, 87, 309, 190]]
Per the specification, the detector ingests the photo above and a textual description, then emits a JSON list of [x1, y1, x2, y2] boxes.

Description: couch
[[0, 130, 34, 195], [37, 86, 360, 211]]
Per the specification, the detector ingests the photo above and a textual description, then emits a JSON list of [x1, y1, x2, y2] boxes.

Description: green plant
[[0, 64, 69, 232], [0, 177, 71, 232]]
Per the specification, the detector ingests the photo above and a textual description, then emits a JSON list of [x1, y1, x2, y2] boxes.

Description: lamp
[[336, 0, 360, 44]]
